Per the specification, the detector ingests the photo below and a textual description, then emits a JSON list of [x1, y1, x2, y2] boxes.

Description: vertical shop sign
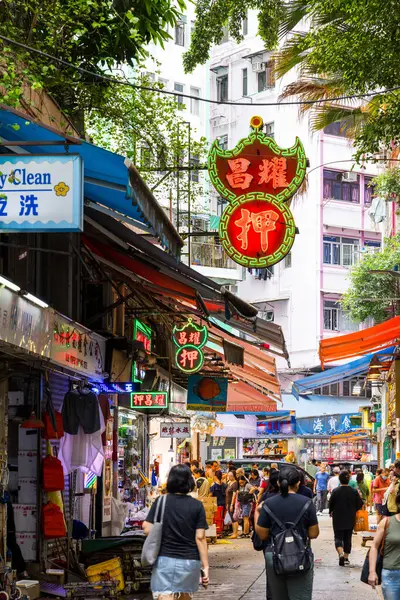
[[172, 318, 208, 374], [132, 319, 152, 382], [208, 116, 306, 268]]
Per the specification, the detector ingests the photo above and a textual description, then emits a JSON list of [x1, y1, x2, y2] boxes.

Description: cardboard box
[[18, 451, 38, 477], [14, 504, 37, 533], [18, 478, 37, 504], [16, 533, 37, 561], [19, 427, 38, 451], [16, 580, 40, 600]]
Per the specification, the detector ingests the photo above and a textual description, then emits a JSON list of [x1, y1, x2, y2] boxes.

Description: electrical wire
[[1, 33, 399, 108]]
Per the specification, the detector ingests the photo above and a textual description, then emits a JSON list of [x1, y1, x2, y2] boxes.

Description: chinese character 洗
[[328, 416, 338, 433], [258, 157, 288, 189], [313, 418, 324, 434], [19, 194, 39, 217], [0, 195, 7, 216], [235, 208, 279, 252], [179, 348, 199, 370], [226, 159, 253, 190]]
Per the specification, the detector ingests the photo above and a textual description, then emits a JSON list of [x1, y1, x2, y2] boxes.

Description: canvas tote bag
[[141, 495, 167, 567]]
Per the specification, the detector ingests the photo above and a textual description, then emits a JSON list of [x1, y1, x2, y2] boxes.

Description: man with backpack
[[255, 466, 320, 600]]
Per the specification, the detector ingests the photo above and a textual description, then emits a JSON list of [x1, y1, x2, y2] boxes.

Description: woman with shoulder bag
[[237, 475, 254, 538], [368, 489, 400, 599], [143, 465, 209, 600]]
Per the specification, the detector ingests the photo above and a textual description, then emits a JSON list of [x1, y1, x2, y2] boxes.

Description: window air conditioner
[[342, 171, 358, 182], [252, 62, 266, 72]]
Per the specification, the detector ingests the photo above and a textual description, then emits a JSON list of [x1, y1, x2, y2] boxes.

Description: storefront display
[[305, 438, 330, 461], [330, 437, 372, 462], [243, 438, 288, 457], [117, 409, 146, 506]]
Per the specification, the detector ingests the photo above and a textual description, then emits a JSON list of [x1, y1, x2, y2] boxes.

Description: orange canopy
[[319, 316, 400, 366], [227, 381, 277, 413]]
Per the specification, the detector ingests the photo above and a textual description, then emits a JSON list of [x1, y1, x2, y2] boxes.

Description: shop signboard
[[0, 286, 51, 357], [296, 413, 362, 436], [132, 319, 152, 382], [51, 312, 106, 380], [257, 417, 296, 436], [130, 391, 168, 409], [91, 382, 140, 394], [0, 154, 83, 231], [243, 438, 289, 457], [187, 374, 228, 412], [208, 116, 306, 268], [173, 318, 208, 374], [387, 360, 400, 427], [160, 422, 191, 438]]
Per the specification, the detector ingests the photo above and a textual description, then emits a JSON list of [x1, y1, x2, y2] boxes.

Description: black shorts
[[334, 529, 353, 554]]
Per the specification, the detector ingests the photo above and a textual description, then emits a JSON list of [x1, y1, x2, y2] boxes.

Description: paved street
[[139, 514, 381, 600]]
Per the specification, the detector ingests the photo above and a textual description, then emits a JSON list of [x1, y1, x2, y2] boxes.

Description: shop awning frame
[[292, 347, 395, 400]]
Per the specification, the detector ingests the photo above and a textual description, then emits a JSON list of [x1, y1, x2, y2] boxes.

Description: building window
[[343, 378, 372, 398], [323, 299, 358, 332], [190, 155, 200, 183], [284, 252, 292, 268], [175, 20, 185, 46], [242, 68, 248, 97], [257, 61, 275, 92], [323, 235, 360, 267], [363, 239, 381, 254], [217, 74, 228, 102], [190, 20, 195, 38], [174, 83, 184, 108], [264, 121, 274, 138], [323, 169, 360, 203], [190, 87, 200, 115], [364, 176, 376, 205], [243, 13, 248, 35], [323, 120, 351, 137], [218, 134, 228, 150]]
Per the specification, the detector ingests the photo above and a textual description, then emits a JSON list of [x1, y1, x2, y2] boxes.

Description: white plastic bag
[[224, 511, 232, 526]]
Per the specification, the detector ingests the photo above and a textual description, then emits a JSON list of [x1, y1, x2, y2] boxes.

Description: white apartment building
[[207, 11, 385, 380]]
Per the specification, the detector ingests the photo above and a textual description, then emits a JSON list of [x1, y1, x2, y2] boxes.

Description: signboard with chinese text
[[208, 116, 306, 268], [0, 154, 83, 231], [160, 422, 191, 438], [51, 313, 106, 380], [257, 417, 296, 437], [187, 375, 228, 412], [130, 391, 168, 410], [296, 413, 362, 436], [173, 318, 208, 374], [0, 286, 51, 357], [132, 319, 152, 382], [91, 382, 140, 394]]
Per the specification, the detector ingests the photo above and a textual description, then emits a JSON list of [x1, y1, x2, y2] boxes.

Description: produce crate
[[86, 557, 124, 592]]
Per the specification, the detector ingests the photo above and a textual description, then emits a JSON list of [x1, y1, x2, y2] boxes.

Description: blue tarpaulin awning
[[292, 347, 395, 400], [0, 105, 183, 255]]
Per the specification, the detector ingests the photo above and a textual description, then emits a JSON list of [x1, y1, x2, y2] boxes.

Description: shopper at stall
[[226, 471, 239, 539], [314, 463, 330, 515], [357, 472, 370, 506], [210, 470, 227, 507], [193, 468, 211, 499], [249, 468, 261, 488], [368, 490, 400, 598], [144, 464, 209, 600], [255, 466, 320, 600], [327, 467, 341, 494], [237, 475, 254, 537], [372, 469, 390, 523], [329, 470, 363, 567]]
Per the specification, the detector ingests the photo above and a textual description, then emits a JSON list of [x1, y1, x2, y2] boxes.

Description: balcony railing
[[191, 241, 238, 270]]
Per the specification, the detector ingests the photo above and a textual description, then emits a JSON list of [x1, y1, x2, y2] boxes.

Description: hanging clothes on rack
[[62, 387, 101, 434]]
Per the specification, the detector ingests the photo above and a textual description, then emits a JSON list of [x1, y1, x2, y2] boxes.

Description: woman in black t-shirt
[[255, 466, 320, 600], [144, 465, 209, 600]]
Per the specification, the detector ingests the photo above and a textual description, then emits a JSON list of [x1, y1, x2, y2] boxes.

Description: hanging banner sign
[[91, 382, 140, 394], [296, 413, 362, 436], [132, 319, 152, 382], [173, 318, 208, 374], [187, 374, 228, 412], [130, 391, 168, 409], [160, 422, 191, 438], [208, 116, 306, 268], [0, 154, 83, 231]]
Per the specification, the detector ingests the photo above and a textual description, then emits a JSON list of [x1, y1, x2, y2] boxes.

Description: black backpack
[[263, 499, 313, 577]]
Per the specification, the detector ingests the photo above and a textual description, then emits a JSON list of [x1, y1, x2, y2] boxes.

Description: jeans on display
[[316, 490, 328, 513], [382, 569, 400, 600]]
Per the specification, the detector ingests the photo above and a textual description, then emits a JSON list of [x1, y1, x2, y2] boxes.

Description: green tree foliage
[[185, 0, 400, 161], [0, 0, 185, 130], [341, 237, 400, 323]]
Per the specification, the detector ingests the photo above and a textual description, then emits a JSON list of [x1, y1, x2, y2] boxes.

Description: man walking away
[[329, 471, 363, 566], [314, 463, 330, 515], [328, 467, 341, 494]]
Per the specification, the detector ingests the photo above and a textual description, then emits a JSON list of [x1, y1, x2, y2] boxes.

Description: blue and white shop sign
[[0, 155, 83, 231]]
